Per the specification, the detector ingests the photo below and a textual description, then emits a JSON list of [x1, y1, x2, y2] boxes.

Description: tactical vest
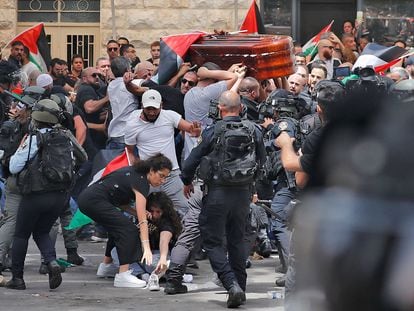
[[198, 120, 258, 186]]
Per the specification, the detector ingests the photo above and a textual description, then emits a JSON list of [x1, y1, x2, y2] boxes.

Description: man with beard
[[49, 58, 74, 93], [307, 39, 341, 79], [75, 67, 109, 150], [7, 41, 24, 69], [124, 89, 201, 218], [238, 77, 262, 121]]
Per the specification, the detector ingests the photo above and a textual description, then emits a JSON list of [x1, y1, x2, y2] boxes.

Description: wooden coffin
[[188, 34, 295, 80]]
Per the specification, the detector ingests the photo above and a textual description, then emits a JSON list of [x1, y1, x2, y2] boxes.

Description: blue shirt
[[9, 128, 49, 174]]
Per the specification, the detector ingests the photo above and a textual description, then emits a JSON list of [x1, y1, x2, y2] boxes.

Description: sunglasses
[[107, 47, 118, 52], [181, 78, 196, 87], [91, 73, 102, 78]]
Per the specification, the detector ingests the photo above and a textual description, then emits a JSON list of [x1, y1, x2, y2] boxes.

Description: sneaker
[[183, 274, 193, 283], [140, 273, 150, 283], [147, 274, 160, 291], [96, 262, 118, 278], [0, 275, 7, 287], [114, 270, 146, 288], [90, 231, 108, 243]]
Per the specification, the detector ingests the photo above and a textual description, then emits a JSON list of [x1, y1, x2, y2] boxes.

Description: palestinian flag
[[66, 149, 131, 230], [7, 23, 51, 73], [352, 43, 408, 73], [153, 32, 205, 85], [239, 0, 266, 34], [302, 20, 334, 57]]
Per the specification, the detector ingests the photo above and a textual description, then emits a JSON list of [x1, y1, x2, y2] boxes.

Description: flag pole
[[110, 0, 116, 39], [234, 0, 239, 30]]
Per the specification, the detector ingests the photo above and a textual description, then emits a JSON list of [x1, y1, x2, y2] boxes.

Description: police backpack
[[17, 128, 76, 194], [198, 120, 258, 185]]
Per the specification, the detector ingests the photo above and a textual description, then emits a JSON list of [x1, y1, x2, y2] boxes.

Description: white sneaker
[[96, 262, 118, 278], [147, 273, 160, 291], [183, 274, 193, 283], [140, 273, 150, 283], [114, 270, 147, 288]]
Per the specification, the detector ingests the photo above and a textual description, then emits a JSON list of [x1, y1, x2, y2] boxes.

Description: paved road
[[1, 236, 284, 310]]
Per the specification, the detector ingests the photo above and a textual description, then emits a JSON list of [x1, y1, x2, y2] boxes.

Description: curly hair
[[133, 153, 173, 174], [146, 191, 182, 238]]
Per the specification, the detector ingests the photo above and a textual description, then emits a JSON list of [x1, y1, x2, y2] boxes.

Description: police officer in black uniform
[[181, 90, 266, 308]]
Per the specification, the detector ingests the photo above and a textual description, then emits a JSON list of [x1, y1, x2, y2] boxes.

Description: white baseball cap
[[142, 89, 162, 108]]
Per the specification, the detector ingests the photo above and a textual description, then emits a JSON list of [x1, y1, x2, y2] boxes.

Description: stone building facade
[[0, 0, 252, 63]]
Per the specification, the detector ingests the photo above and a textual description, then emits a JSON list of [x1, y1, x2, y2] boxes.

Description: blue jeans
[[111, 248, 163, 275]]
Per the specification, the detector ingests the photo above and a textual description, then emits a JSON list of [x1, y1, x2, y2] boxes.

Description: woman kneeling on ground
[[110, 191, 182, 291], [77, 153, 172, 288]]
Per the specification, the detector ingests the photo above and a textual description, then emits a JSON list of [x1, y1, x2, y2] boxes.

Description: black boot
[[227, 281, 246, 308], [39, 262, 66, 275], [164, 263, 188, 295], [275, 276, 286, 287], [47, 260, 62, 289], [165, 279, 188, 294], [66, 248, 84, 266], [5, 277, 26, 290]]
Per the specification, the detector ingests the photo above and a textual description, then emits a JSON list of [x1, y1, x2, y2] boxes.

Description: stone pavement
[[0, 236, 284, 311]]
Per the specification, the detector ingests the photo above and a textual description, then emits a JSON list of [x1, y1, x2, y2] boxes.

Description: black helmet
[[390, 79, 414, 103], [31, 99, 63, 124], [0, 60, 19, 85], [266, 89, 308, 119], [19, 86, 45, 107]]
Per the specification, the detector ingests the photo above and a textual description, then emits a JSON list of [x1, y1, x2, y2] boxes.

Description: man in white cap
[[124, 89, 200, 218], [36, 73, 53, 90]]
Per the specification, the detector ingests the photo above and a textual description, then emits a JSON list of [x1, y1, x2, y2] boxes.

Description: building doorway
[[17, 0, 101, 69]]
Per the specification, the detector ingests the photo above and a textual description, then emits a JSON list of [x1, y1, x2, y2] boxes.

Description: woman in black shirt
[[77, 153, 172, 288]]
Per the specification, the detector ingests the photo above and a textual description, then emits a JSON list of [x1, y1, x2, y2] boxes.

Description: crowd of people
[[0, 19, 414, 309]]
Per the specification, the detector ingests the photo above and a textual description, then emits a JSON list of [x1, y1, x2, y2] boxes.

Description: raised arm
[[197, 63, 240, 90]]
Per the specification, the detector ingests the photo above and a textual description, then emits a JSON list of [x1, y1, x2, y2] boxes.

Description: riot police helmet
[[266, 89, 308, 119], [390, 79, 414, 103], [31, 98, 62, 124]]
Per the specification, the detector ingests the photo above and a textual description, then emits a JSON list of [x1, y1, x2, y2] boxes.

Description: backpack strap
[[212, 120, 226, 151]]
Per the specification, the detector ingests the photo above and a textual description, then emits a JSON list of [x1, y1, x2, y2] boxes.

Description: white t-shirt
[[124, 109, 181, 170]]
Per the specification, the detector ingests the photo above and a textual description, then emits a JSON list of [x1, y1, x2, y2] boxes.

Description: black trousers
[[199, 185, 250, 291], [78, 186, 141, 265], [12, 191, 67, 278]]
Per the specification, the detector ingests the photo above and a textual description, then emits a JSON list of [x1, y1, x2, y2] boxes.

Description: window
[[17, 0, 100, 23], [364, 0, 414, 46], [262, 0, 292, 27], [262, 0, 292, 35]]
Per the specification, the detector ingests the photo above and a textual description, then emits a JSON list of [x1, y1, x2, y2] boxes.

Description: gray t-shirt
[[183, 80, 227, 159]]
